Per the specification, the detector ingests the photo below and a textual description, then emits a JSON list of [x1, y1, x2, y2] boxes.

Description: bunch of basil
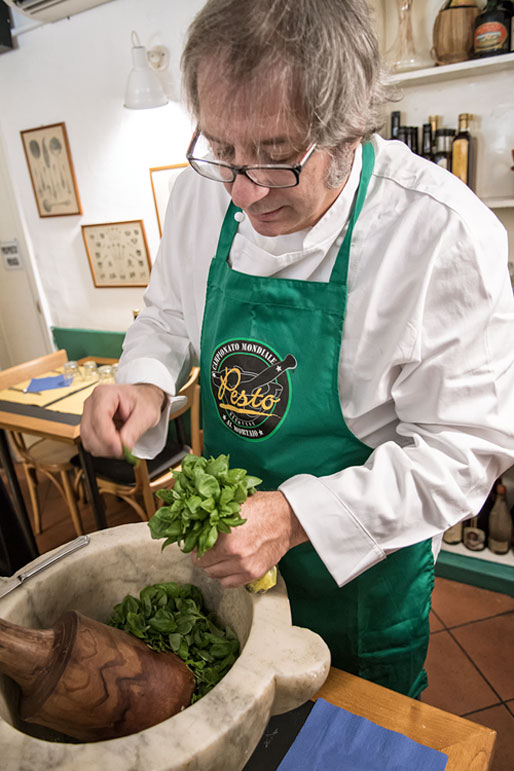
[[109, 581, 239, 702], [148, 453, 262, 557]]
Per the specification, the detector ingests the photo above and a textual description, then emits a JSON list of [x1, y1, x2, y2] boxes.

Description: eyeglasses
[[186, 128, 317, 189]]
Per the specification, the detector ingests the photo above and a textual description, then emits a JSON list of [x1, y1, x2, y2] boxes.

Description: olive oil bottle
[[452, 113, 476, 189], [488, 483, 512, 553]]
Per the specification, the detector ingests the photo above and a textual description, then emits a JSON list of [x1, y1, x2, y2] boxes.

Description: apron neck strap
[[214, 202, 241, 262], [328, 141, 375, 286], [214, 142, 376, 287]]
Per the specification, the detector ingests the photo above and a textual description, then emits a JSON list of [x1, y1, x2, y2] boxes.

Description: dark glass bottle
[[452, 113, 476, 189], [391, 111, 401, 140], [429, 115, 441, 156], [409, 127, 419, 155], [488, 483, 512, 553], [434, 129, 455, 171], [473, 0, 511, 57], [462, 484, 496, 551], [397, 126, 408, 145], [498, 0, 514, 49], [463, 516, 487, 550], [421, 124, 433, 161]]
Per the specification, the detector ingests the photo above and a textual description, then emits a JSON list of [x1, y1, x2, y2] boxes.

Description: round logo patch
[[210, 339, 297, 441]]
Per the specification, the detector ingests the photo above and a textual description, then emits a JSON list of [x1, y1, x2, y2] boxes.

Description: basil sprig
[[148, 454, 262, 558], [109, 581, 239, 702]]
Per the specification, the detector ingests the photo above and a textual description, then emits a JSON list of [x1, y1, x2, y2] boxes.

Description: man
[[81, 0, 514, 698]]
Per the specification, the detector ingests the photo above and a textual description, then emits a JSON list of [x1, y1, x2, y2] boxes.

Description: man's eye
[[261, 151, 295, 165]]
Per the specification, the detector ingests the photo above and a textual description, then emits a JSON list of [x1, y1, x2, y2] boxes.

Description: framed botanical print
[[20, 122, 82, 217], [81, 220, 152, 288], [149, 163, 187, 236]]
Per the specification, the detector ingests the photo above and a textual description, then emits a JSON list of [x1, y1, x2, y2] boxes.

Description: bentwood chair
[[74, 367, 202, 522], [0, 349, 84, 537]]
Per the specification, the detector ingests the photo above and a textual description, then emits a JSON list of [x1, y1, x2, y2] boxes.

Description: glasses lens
[[189, 159, 235, 182], [246, 168, 297, 188]]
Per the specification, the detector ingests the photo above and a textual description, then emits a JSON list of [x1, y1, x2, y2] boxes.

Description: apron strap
[[329, 141, 375, 287], [214, 201, 241, 262], [213, 141, 375, 288]]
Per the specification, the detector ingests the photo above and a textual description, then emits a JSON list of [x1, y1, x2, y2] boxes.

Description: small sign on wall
[[1, 240, 23, 270]]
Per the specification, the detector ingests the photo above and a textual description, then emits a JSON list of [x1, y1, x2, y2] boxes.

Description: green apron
[[199, 143, 434, 698]]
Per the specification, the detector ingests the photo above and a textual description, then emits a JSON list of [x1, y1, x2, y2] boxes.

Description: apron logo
[[210, 339, 297, 441]]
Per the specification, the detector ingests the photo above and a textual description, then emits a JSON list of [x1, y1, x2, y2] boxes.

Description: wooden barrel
[[432, 6, 479, 65]]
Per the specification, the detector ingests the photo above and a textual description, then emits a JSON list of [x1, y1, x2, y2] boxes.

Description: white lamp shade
[[124, 45, 168, 110]]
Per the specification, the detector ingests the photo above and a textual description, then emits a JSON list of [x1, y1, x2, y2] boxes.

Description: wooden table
[[316, 667, 496, 770], [0, 357, 117, 545]]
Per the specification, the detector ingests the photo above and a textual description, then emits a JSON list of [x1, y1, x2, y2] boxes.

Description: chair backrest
[[0, 349, 68, 390], [171, 366, 202, 456]]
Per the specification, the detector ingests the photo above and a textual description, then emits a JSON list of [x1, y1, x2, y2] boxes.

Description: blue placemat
[[25, 375, 72, 393], [277, 698, 448, 771]]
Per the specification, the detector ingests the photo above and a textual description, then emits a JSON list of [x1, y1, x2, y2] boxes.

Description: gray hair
[[181, 0, 393, 186]]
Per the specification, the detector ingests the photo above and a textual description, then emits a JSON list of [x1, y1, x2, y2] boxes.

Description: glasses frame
[[186, 128, 317, 189]]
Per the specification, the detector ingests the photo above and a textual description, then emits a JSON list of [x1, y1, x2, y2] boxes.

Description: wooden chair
[[77, 367, 202, 522], [0, 350, 84, 537]]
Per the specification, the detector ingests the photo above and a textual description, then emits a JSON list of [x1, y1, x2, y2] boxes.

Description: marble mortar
[[0, 522, 330, 770]]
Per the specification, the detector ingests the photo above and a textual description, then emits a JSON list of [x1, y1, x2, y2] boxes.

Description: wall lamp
[[124, 31, 169, 110]]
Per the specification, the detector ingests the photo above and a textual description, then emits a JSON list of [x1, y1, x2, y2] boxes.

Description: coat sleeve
[[280, 207, 514, 587]]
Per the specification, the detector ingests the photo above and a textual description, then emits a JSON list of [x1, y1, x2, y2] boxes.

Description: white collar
[[238, 145, 362, 256]]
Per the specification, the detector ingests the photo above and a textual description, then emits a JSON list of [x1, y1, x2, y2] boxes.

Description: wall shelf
[[436, 543, 514, 597], [392, 52, 514, 87]]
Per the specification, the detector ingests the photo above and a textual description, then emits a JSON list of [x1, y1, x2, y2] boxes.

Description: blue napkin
[[25, 375, 72, 393], [277, 698, 448, 771]]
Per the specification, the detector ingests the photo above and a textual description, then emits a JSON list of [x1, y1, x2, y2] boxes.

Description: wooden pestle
[[0, 610, 195, 741]]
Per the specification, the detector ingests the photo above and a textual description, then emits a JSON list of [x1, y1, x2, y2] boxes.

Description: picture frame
[[149, 163, 187, 236], [81, 220, 152, 288], [20, 122, 82, 218]]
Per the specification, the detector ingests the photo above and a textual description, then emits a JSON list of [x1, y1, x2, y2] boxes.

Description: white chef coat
[[118, 134, 514, 588]]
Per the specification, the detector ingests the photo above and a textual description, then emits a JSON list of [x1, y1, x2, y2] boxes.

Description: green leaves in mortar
[[148, 453, 262, 558], [109, 581, 239, 702]]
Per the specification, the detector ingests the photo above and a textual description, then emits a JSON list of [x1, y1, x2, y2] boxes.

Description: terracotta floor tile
[[452, 615, 514, 701], [423, 630, 499, 715], [429, 610, 444, 633], [465, 704, 514, 771], [431, 576, 514, 628], [506, 701, 514, 718]]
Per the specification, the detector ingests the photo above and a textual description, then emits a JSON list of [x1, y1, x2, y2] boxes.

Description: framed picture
[[20, 122, 82, 218], [149, 163, 187, 236], [81, 220, 152, 288]]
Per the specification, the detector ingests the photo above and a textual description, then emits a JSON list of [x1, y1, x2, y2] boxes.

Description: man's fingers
[[81, 385, 124, 457]]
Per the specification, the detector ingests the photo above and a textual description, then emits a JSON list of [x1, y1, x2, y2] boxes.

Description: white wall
[[0, 0, 511, 349], [0, 0, 204, 336]]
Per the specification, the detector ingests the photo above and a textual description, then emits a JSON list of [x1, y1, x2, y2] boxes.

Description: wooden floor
[[2, 463, 514, 769]]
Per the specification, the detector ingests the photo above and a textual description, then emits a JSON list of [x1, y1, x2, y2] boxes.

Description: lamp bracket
[[147, 45, 169, 72]]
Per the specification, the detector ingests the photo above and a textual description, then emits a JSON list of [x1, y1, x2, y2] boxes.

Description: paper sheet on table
[[277, 698, 448, 771], [25, 375, 72, 392], [0, 373, 99, 409]]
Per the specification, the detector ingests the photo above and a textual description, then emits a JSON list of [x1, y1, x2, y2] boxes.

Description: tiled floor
[[2, 463, 514, 769], [425, 577, 514, 770]]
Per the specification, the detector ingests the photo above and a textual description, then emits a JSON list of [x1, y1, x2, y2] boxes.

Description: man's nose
[[228, 173, 270, 210]]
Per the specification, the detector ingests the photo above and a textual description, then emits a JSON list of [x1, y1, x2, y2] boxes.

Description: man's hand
[[193, 490, 308, 587], [80, 383, 166, 457]]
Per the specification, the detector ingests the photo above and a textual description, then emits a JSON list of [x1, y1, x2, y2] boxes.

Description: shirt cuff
[[132, 394, 188, 459], [279, 473, 386, 587], [115, 357, 187, 460]]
